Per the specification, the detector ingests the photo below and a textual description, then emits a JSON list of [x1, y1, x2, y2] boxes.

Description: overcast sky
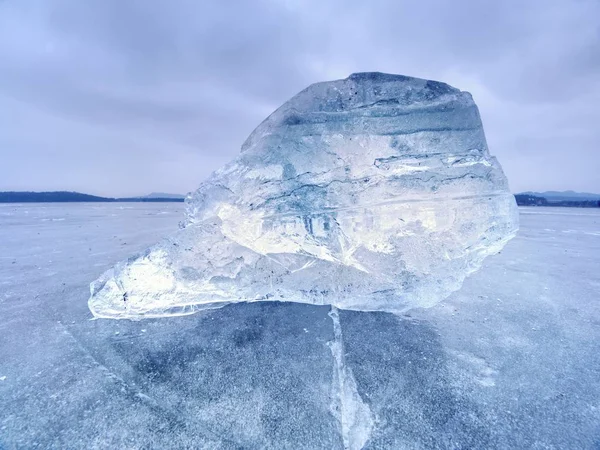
[[0, 0, 598, 197]]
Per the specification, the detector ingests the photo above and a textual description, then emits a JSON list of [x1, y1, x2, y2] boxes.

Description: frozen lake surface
[[1, 203, 599, 448]]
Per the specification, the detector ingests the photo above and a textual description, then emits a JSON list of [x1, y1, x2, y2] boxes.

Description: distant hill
[[515, 191, 600, 208], [514, 194, 549, 206], [520, 191, 600, 202], [144, 192, 186, 199], [0, 191, 185, 203]]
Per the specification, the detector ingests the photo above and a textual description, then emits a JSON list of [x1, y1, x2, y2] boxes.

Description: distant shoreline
[[1, 191, 598, 208], [514, 194, 599, 208], [0, 191, 185, 203]]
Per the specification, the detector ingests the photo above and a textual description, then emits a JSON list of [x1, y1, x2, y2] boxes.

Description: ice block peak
[[346, 71, 457, 94], [348, 71, 412, 81], [89, 72, 518, 319]]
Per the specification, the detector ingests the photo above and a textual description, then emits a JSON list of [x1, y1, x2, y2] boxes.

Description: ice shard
[[89, 72, 518, 319]]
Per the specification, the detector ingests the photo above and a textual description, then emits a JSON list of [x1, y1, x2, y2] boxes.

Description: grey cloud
[[0, 0, 598, 196]]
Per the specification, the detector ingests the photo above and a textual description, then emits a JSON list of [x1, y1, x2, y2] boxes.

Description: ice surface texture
[[89, 72, 518, 319]]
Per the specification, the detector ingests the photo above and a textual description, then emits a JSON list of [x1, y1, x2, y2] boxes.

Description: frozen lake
[[1, 203, 599, 448]]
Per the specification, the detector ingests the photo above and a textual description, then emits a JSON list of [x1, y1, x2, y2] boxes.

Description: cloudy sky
[[0, 0, 598, 197]]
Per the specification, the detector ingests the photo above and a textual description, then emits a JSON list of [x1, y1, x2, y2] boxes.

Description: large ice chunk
[[89, 72, 518, 319]]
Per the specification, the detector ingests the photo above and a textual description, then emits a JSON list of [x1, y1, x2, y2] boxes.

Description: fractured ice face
[[89, 72, 519, 319]]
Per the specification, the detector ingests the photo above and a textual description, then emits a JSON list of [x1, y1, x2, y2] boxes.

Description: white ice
[[1, 204, 598, 448]]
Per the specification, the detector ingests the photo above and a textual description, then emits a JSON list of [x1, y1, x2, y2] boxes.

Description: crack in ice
[[328, 307, 374, 450]]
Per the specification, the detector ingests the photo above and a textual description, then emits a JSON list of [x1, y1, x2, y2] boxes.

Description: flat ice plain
[[1, 203, 599, 448]]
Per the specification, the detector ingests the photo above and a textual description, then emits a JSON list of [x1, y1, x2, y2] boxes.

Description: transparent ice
[[89, 72, 518, 319]]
